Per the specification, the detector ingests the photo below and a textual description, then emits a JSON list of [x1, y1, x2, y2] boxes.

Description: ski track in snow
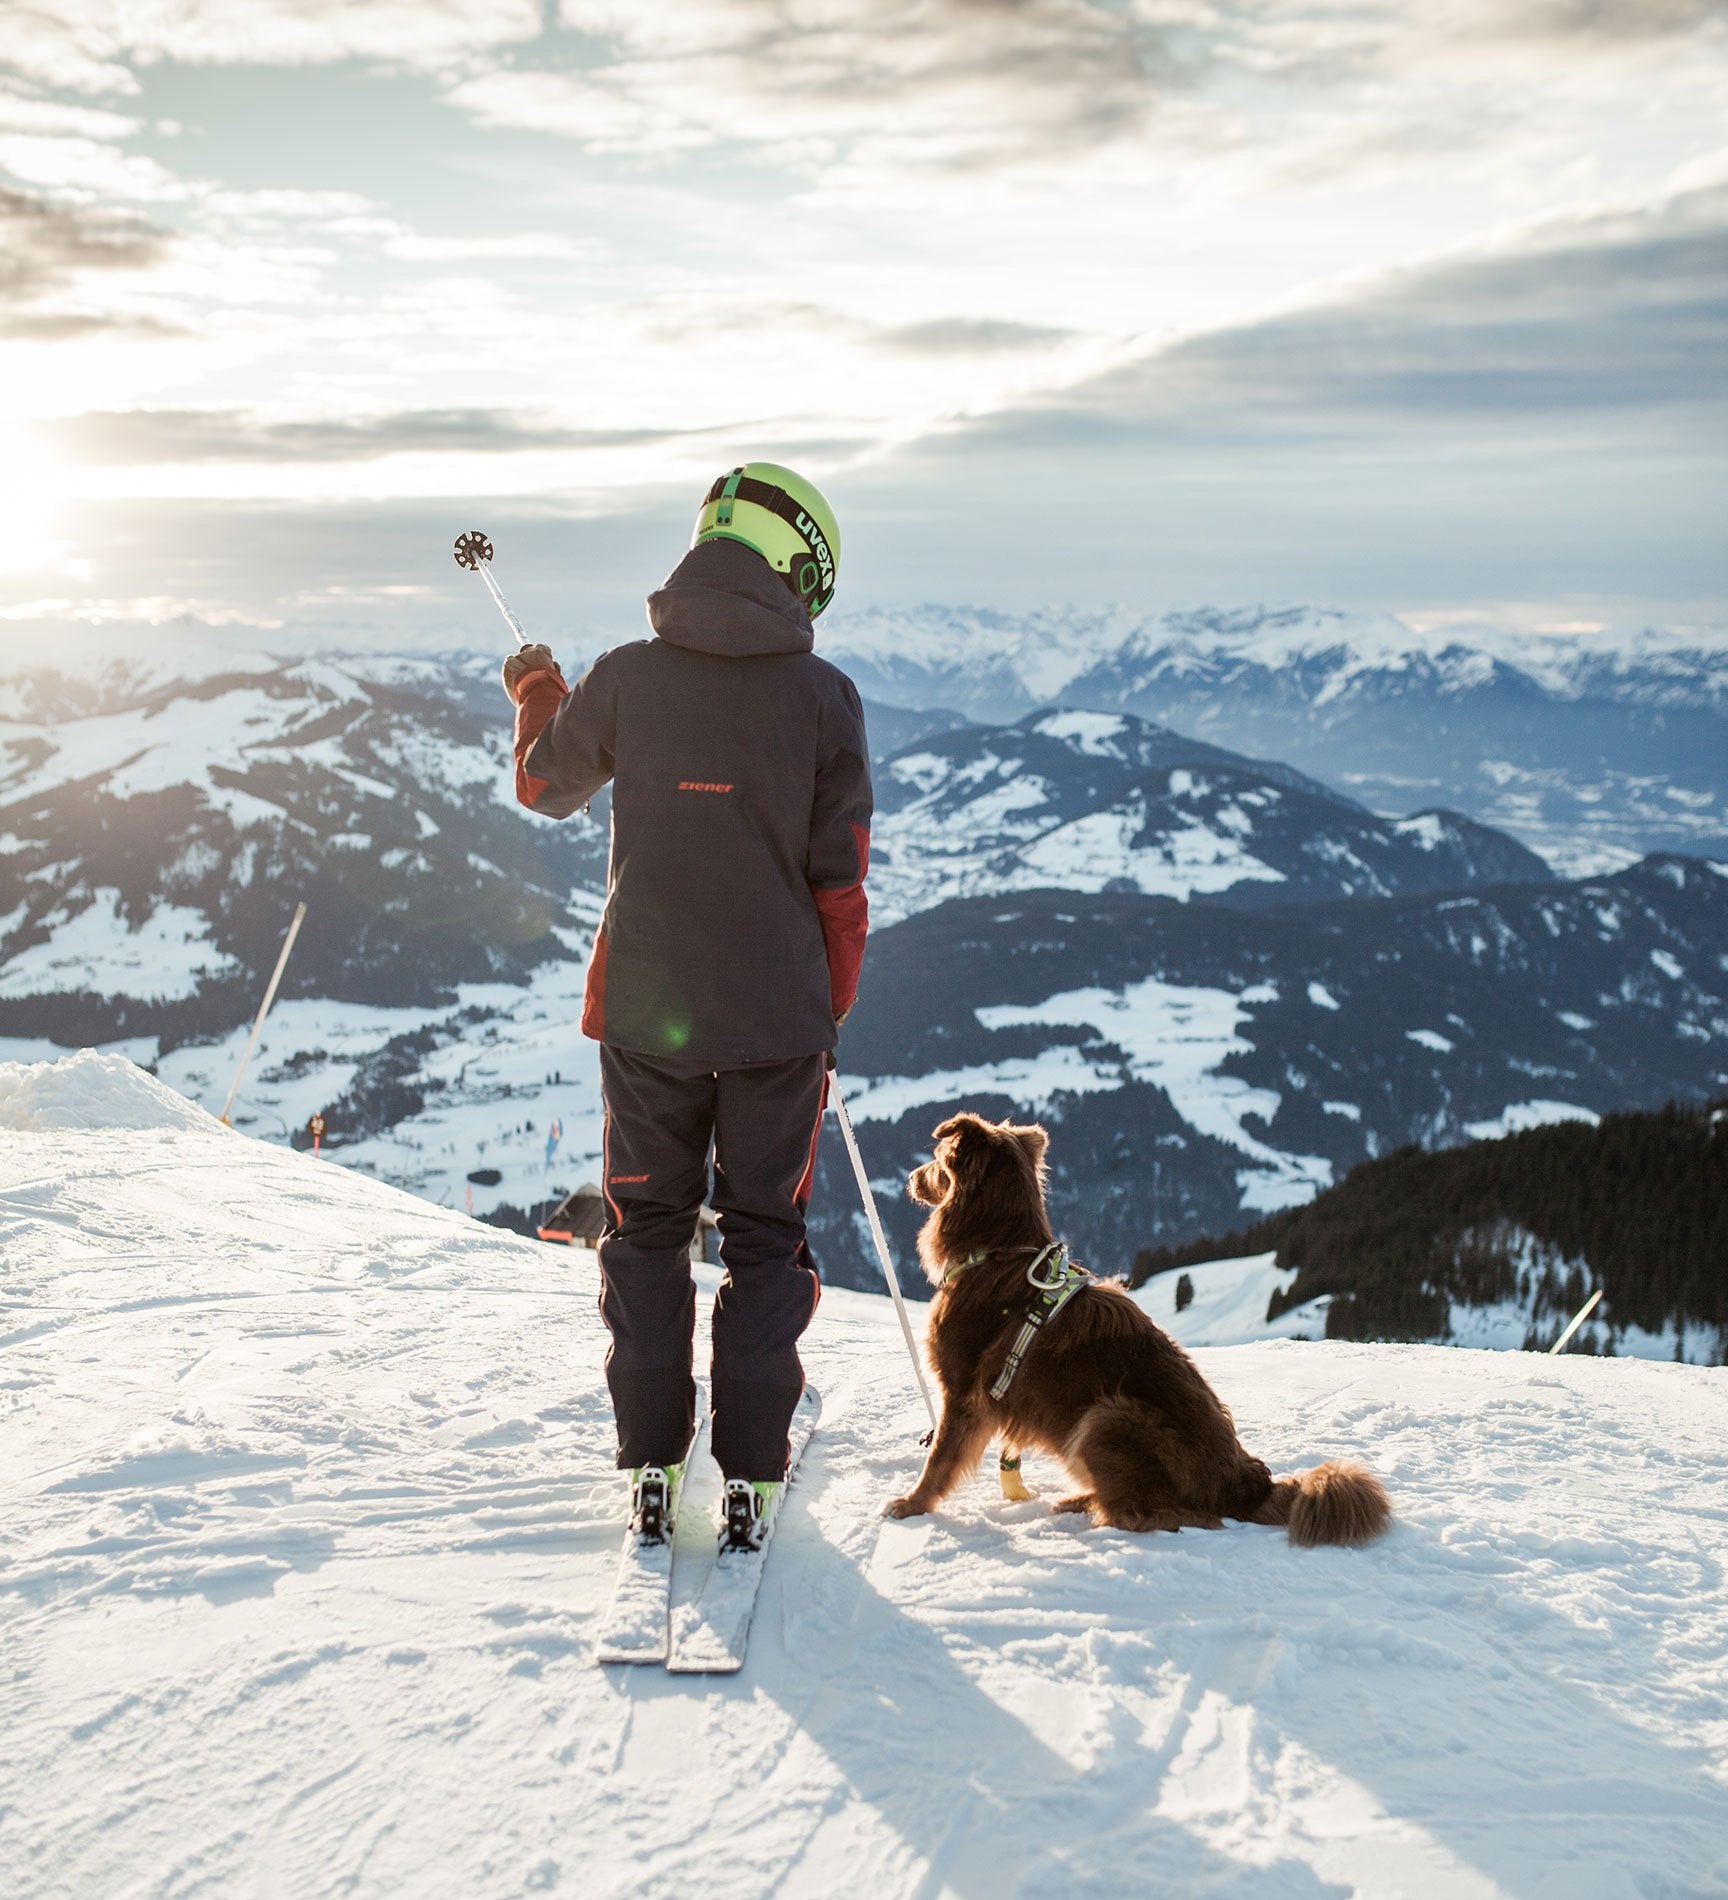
[[4, 1057, 1728, 1899]]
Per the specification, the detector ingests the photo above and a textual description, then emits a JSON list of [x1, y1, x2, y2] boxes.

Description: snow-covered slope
[[0, 650, 616, 1225], [1132, 1251, 1334, 1348], [872, 708, 1550, 923], [5, 1054, 1728, 1899], [0, 650, 607, 1041]]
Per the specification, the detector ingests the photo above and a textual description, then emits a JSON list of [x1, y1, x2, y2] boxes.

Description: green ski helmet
[[692, 461, 841, 618]]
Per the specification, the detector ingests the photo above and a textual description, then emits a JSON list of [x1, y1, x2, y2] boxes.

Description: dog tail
[[1251, 1461, 1391, 1547]]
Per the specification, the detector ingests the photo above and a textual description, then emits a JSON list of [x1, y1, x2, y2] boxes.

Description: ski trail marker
[[220, 901, 306, 1128]]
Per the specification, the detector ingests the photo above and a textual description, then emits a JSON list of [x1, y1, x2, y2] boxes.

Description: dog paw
[[882, 1496, 926, 1520]]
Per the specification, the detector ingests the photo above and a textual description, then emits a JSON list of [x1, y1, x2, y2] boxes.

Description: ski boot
[[628, 1460, 687, 1546], [719, 1478, 783, 1555]]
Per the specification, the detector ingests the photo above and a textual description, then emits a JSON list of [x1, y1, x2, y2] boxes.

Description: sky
[[0, 0, 1725, 660]]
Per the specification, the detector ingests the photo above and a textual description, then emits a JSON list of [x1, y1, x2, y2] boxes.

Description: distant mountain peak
[[818, 603, 1728, 874], [867, 703, 1553, 925]]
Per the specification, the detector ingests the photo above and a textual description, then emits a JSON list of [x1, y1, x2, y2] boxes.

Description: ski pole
[[453, 529, 530, 650], [828, 1063, 939, 1432], [221, 901, 307, 1127]]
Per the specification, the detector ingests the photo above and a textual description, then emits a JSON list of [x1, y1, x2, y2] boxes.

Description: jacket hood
[[646, 538, 814, 659]]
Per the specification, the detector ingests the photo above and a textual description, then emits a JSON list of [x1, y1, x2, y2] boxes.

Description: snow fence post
[[829, 1065, 939, 1432], [220, 902, 307, 1128], [1548, 1286, 1605, 1355]]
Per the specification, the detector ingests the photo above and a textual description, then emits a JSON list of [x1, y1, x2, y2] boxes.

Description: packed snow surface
[[5, 1056, 1728, 1899]]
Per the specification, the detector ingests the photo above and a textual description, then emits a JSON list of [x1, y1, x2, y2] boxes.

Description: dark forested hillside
[[809, 857, 1728, 1289], [1128, 1098, 1728, 1357]]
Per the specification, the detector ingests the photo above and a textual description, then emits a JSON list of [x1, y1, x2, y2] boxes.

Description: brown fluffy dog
[[884, 1113, 1392, 1546]]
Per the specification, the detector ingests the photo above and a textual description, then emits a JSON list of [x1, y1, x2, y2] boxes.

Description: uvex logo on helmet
[[691, 461, 841, 616], [795, 511, 835, 591]]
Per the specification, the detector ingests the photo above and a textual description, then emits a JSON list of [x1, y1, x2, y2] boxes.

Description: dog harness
[[946, 1242, 1091, 1400]]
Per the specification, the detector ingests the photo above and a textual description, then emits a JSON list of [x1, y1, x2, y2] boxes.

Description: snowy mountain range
[[3, 628, 1724, 1344], [824, 604, 1728, 876], [871, 706, 1550, 923], [0, 652, 603, 1044], [0, 646, 1556, 1042]]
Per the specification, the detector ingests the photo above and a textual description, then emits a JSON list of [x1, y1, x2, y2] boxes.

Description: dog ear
[[1013, 1124, 1049, 1167], [931, 1114, 993, 1184]]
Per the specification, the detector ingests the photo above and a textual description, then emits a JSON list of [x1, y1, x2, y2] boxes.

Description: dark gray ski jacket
[[512, 539, 872, 1069]]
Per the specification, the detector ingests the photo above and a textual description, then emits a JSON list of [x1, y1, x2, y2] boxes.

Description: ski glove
[[502, 643, 563, 705]]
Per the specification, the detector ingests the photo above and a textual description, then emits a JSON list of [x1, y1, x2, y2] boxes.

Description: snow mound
[[0, 1048, 217, 1133]]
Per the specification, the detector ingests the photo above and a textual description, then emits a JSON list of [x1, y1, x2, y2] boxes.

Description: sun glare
[[0, 423, 67, 577]]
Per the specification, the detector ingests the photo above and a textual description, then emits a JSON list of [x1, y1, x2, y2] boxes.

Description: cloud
[[0, 183, 174, 338], [1480, 0, 1728, 43], [48, 407, 720, 466], [0, 2, 543, 93], [0, 594, 282, 627], [983, 180, 1728, 443], [628, 297, 1081, 360], [878, 316, 1077, 356], [1201, 0, 1728, 82], [823, 175, 1728, 615], [0, 92, 141, 140], [379, 231, 608, 264], [448, 0, 1185, 170], [2, 0, 1723, 633], [0, 493, 699, 643]]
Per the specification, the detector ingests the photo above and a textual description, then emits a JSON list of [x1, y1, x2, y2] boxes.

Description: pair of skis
[[594, 1387, 820, 1673]]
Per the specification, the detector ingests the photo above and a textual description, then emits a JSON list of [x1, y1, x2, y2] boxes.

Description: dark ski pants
[[596, 1044, 827, 1481]]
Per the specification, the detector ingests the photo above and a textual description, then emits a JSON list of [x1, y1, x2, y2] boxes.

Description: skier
[[502, 463, 870, 1554]]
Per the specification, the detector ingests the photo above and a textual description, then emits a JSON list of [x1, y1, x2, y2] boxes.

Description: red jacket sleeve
[[513, 656, 617, 818], [807, 684, 873, 1021], [512, 667, 569, 810]]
